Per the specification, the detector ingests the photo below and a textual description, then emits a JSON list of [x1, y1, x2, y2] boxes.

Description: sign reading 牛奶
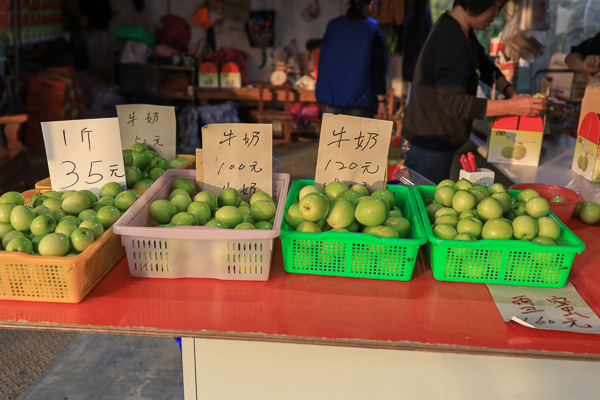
[[200, 123, 272, 201], [41, 117, 126, 196], [116, 104, 176, 161], [314, 113, 393, 193]]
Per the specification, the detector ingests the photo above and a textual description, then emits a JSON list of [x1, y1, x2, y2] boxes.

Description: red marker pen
[[460, 154, 471, 172], [467, 152, 477, 172]]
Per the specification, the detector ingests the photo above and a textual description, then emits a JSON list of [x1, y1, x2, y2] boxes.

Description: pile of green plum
[[0, 182, 139, 257], [284, 181, 411, 239], [148, 178, 277, 229], [427, 179, 561, 245], [123, 143, 190, 190]]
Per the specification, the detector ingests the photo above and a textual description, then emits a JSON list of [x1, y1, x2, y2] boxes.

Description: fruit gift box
[[112, 169, 290, 281], [413, 182, 585, 288], [279, 180, 427, 281]]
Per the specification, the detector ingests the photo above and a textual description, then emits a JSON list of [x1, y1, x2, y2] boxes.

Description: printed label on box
[[487, 128, 544, 166], [571, 136, 596, 181]]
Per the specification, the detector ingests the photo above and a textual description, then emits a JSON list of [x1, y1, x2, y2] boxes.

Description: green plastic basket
[[413, 185, 586, 288], [280, 180, 427, 281]]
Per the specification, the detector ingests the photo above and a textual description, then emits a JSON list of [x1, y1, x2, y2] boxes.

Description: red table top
[[1, 218, 599, 360]]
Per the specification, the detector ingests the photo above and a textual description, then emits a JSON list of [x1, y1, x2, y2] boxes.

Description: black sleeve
[[474, 35, 503, 86], [570, 38, 593, 58], [433, 39, 487, 120], [371, 26, 388, 96]]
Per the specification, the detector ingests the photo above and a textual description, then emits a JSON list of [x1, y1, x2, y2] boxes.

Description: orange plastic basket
[[34, 154, 196, 192], [0, 189, 125, 303]]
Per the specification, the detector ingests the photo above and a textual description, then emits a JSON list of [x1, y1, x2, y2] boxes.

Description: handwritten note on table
[[487, 283, 600, 334], [314, 113, 393, 193], [200, 123, 272, 200], [116, 104, 176, 161], [41, 118, 126, 196]]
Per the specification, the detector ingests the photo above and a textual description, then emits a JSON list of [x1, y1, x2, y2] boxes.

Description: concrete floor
[[0, 138, 321, 400]]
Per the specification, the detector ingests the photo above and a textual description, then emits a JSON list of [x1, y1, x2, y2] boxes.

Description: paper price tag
[[200, 123, 272, 200], [314, 113, 393, 192], [41, 118, 126, 196], [116, 104, 176, 161], [488, 283, 600, 334]]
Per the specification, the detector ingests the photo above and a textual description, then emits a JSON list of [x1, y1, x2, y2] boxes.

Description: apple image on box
[[501, 146, 514, 158], [512, 145, 527, 160], [578, 154, 589, 171]]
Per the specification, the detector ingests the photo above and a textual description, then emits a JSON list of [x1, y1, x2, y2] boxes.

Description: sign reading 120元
[[315, 113, 393, 193]]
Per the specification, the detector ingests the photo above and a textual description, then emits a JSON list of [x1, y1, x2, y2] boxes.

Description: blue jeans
[[401, 138, 456, 184], [321, 105, 375, 118]]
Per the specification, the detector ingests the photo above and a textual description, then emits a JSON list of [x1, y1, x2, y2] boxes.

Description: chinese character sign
[[314, 113, 393, 193], [116, 104, 176, 161], [201, 123, 272, 201], [41, 118, 126, 196], [487, 283, 600, 334]]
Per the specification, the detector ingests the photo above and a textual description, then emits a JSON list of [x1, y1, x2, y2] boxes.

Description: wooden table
[[1, 217, 600, 399]]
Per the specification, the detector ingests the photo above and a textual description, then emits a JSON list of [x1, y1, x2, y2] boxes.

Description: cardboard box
[[571, 82, 600, 181], [220, 61, 241, 88], [198, 61, 219, 88], [487, 115, 544, 166]]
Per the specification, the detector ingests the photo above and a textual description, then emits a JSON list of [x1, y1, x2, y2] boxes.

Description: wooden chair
[[256, 83, 293, 146], [0, 114, 31, 193]]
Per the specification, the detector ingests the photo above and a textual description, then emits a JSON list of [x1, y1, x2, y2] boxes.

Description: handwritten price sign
[[200, 123, 272, 200], [488, 283, 600, 334], [116, 104, 176, 161], [314, 113, 392, 193], [41, 118, 126, 196]]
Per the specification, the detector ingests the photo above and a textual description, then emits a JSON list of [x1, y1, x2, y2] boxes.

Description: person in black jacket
[[565, 32, 600, 77], [401, 0, 546, 184]]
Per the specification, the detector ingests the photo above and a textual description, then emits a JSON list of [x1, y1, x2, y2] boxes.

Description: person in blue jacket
[[316, 0, 388, 120]]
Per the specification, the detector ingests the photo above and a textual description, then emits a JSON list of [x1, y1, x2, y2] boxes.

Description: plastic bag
[[564, 175, 600, 205], [120, 40, 153, 64], [499, 6, 546, 63]]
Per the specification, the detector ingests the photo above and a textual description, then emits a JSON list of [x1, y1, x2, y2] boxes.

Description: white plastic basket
[[113, 169, 290, 281]]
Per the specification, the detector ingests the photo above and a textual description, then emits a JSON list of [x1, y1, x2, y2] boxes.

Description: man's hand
[[582, 55, 600, 74]]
